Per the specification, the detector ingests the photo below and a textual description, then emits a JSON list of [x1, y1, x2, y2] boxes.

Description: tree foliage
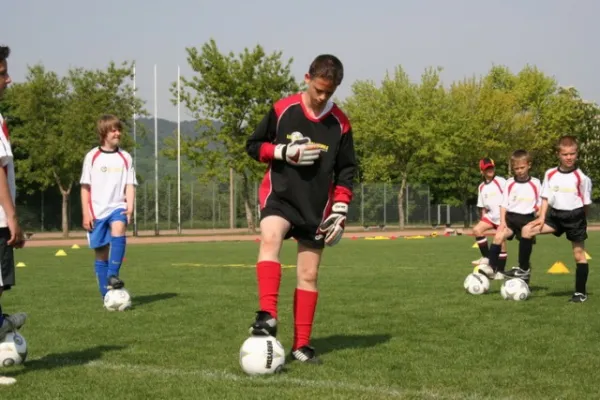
[[3, 62, 145, 236], [165, 38, 299, 231], [343, 64, 600, 228]]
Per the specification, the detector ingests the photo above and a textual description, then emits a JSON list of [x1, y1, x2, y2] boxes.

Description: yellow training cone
[[585, 251, 592, 260], [472, 242, 478, 248], [548, 261, 569, 274], [71, 244, 80, 249], [16, 262, 26, 268], [55, 249, 67, 257]]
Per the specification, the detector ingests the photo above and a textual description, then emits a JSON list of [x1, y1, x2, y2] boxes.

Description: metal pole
[[153, 64, 159, 236], [427, 186, 431, 226], [229, 168, 234, 229], [361, 183, 364, 226], [177, 65, 182, 235], [132, 63, 138, 236], [383, 183, 387, 226]]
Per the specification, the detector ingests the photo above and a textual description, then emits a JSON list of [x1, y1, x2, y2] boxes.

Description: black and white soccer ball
[[0, 331, 28, 367], [500, 278, 530, 301], [239, 335, 285, 376], [464, 272, 490, 295]]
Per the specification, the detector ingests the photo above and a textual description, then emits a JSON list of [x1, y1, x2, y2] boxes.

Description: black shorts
[[545, 207, 587, 243], [505, 212, 536, 241], [259, 200, 325, 250], [0, 228, 15, 290]]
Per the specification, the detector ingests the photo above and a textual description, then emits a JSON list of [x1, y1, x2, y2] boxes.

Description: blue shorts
[[87, 208, 128, 249]]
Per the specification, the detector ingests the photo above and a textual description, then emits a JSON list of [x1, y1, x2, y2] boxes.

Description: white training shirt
[[477, 176, 506, 223], [541, 167, 592, 211], [79, 147, 137, 221], [502, 177, 541, 215], [0, 113, 16, 228]]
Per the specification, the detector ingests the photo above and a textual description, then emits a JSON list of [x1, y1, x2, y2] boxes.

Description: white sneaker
[[493, 272, 505, 280], [474, 263, 494, 279], [0, 376, 16, 385], [0, 313, 27, 339], [472, 257, 489, 266]]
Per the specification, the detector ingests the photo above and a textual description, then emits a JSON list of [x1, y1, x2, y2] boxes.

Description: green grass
[[1, 233, 599, 399]]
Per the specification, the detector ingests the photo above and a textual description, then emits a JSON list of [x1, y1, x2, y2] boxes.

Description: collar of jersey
[[557, 166, 577, 174], [98, 146, 119, 154], [513, 176, 531, 183]]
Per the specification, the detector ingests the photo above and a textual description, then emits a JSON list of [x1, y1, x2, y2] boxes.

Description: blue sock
[[0, 304, 3, 325], [95, 260, 109, 297], [108, 236, 126, 278]]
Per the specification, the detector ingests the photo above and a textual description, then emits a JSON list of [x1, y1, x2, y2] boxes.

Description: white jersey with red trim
[[79, 147, 137, 220], [477, 176, 506, 225], [541, 167, 592, 211], [0, 114, 16, 228], [502, 177, 541, 215]]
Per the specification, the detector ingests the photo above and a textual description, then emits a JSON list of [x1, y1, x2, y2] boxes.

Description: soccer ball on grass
[[239, 335, 285, 376], [464, 272, 490, 295], [104, 288, 132, 311], [500, 278, 530, 301], [0, 331, 27, 367]]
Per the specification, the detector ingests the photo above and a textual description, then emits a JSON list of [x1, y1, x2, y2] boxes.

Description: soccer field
[[1, 233, 599, 399]]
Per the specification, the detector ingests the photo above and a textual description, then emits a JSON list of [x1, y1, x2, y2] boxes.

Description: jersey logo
[[286, 132, 329, 152], [100, 165, 125, 173]]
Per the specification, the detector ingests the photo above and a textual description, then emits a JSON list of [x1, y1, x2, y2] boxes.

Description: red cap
[[479, 158, 495, 171]]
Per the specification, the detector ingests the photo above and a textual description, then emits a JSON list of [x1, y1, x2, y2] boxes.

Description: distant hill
[[132, 118, 223, 181]]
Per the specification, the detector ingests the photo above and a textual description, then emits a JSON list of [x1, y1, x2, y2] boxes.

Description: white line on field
[[85, 360, 412, 397]]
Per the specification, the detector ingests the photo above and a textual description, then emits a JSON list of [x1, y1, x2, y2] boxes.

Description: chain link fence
[[16, 174, 600, 234]]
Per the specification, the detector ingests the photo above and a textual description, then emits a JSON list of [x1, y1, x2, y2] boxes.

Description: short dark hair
[[0, 46, 10, 63], [308, 54, 344, 86]]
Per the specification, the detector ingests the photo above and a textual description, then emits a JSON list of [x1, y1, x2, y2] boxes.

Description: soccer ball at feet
[[500, 278, 530, 301], [464, 272, 490, 295], [0, 331, 27, 367], [104, 288, 132, 311], [239, 335, 285, 376]]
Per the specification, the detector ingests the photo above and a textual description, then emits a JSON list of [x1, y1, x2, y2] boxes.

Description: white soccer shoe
[[492, 272, 505, 280], [471, 257, 489, 266]]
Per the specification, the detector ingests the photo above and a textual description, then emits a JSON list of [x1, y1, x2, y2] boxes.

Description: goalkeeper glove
[[274, 136, 321, 166], [318, 202, 348, 246]]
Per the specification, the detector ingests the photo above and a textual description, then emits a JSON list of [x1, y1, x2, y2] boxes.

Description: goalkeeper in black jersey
[[245, 54, 357, 364]]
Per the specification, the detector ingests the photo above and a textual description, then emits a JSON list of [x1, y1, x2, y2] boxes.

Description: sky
[[3, 0, 599, 122]]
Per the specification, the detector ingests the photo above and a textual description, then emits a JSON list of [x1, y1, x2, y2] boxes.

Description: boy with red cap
[[471, 158, 508, 279]]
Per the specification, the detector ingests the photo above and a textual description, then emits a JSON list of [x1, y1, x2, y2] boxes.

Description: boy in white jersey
[[488, 150, 541, 279], [0, 45, 26, 386], [471, 158, 508, 276], [506, 136, 592, 303], [80, 115, 137, 307]]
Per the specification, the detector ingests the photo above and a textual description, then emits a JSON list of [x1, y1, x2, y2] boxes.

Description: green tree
[[344, 66, 446, 229], [167, 38, 299, 232], [4, 62, 145, 237]]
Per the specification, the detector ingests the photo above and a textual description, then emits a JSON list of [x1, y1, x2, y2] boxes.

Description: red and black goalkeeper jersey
[[246, 93, 357, 227]]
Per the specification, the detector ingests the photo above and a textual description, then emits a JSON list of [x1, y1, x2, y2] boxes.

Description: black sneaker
[[248, 311, 277, 337], [107, 275, 125, 290], [569, 292, 588, 303], [291, 345, 322, 365], [501, 267, 531, 284]]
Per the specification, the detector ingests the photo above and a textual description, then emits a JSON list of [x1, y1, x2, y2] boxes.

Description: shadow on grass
[[529, 285, 549, 292], [8, 344, 127, 377], [133, 292, 178, 307], [545, 290, 584, 297], [311, 333, 392, 356]]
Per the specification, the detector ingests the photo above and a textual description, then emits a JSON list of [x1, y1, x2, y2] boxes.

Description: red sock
[[293, 288, 319, 351], [256, 261, 282, 319]]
